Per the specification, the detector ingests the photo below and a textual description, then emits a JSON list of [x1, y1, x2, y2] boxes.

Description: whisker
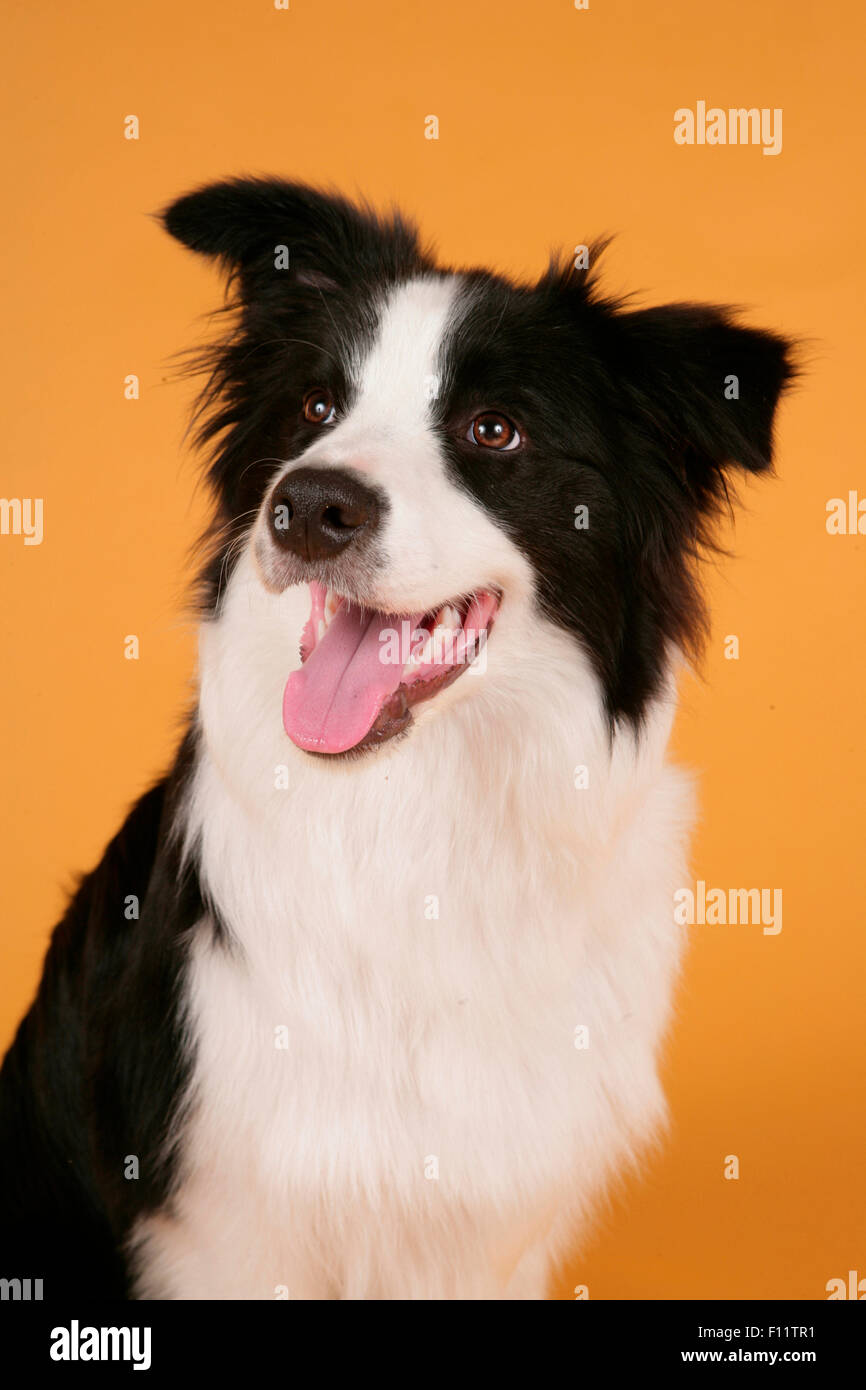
[[205, 508, 262, 545], [233, 456, 288, 489], [213, 528, 254, 607]]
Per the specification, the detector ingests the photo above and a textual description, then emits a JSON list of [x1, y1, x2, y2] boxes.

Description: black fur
[[162, 177, 794, 723], [440, 270, 793, 721], [0, 732, 202, 1297], [162, 178, 435, 609]]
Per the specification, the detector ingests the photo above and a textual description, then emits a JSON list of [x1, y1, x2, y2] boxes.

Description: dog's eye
[[303, 389, 336, 425], [468, 412, 520, 451]]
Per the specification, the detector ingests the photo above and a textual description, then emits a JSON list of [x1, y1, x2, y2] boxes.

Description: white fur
[[130, 278, 694, 1300]]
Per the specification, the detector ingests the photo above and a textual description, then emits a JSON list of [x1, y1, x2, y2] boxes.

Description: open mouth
[[282, 582, 500, 755]]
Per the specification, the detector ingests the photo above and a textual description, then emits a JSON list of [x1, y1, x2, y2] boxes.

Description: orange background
[[1, 0, 863, 1299]]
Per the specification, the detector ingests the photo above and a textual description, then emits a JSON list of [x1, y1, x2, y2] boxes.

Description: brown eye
[[303, 389, 336, 425], [468, 411, 520, 451]]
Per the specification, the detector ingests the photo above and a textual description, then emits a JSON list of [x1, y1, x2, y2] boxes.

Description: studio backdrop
[[1, 0, 863, 1300]]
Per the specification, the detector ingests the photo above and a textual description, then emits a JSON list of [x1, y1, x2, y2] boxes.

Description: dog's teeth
[[429, 625, 455, 663], [316, 619, 326, 643], [430, 605, 462, 631], [325, 591, 340, 620], [441, 604, 463, 630]]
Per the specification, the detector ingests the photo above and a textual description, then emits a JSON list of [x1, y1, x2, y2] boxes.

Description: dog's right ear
[[160, 176, 422, 290]]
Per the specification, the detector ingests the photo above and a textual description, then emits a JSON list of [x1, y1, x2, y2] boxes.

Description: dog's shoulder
[[0, 739, 203, 1292]]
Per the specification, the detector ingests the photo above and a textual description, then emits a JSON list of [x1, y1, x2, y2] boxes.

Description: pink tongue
[[283, 603, 422, 754]]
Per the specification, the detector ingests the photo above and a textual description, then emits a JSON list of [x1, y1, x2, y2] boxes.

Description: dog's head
[[163, 177, 793, 758]]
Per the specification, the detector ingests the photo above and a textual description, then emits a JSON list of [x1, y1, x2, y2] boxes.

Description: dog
[[0, 179, 793, 1299]]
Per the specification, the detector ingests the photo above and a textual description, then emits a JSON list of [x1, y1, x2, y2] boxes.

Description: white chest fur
[[131, 564, 693, 1300]]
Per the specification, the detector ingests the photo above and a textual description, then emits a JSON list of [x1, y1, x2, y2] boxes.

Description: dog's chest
[[133, 748, 688, 1296]]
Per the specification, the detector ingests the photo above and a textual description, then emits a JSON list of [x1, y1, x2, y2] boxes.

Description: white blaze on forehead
[[348, 275, 460, 428], [263, 268, 530, 617]]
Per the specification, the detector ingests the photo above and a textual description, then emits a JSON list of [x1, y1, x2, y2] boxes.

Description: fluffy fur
[[0, 179, 793, 1299]]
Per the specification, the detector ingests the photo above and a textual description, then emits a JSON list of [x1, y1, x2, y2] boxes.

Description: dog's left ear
[[610, 303, 796, 502], [159, 176, 422, 292]]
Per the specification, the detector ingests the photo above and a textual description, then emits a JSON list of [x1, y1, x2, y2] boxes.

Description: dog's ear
[[610, 303, 796, 506], [160, 176, 422, 290]]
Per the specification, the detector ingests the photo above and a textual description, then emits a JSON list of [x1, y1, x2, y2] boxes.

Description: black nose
[[268, 467, 380, 562]]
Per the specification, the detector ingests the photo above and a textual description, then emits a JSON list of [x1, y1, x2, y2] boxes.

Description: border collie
[[0, 179, 793, 1299]]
